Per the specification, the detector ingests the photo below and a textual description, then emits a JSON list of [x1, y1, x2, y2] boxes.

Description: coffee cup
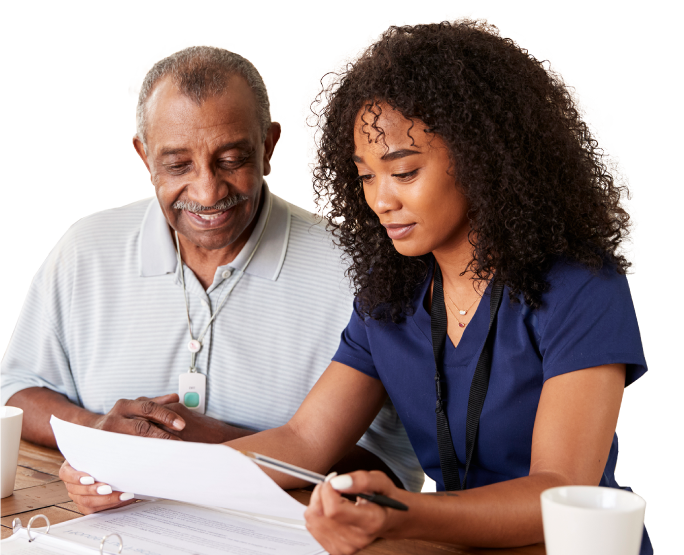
[[1, 406, 24, 498], [541, 485, 645, 555]]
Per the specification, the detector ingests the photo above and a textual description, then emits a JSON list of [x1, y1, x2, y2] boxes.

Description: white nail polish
[[324, 472, 338, 483], [96, 485, 113, 495], [119, 492, 135, 501], [330, 475, 353, 490], [79, 476, 95, 485]]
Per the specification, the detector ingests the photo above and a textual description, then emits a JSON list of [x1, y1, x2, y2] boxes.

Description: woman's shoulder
[[531, 258, 646, 385], [532, 258, 635, 340], [542, 258, 631, 310]]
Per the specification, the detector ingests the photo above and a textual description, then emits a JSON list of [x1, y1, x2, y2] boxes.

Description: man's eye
[[218, 155, 248, 169], [165, 164, 190, 175]]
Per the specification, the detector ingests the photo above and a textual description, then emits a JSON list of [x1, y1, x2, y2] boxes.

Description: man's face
[[134, 75, 280, 252]]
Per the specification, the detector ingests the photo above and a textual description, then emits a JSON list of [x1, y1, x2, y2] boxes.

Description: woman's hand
[[59, 461, 135, 515], [304, 470, 407, 555]]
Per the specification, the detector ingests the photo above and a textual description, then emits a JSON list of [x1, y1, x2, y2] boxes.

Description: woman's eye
[[358, 174, 374, 184], [393, 170, 418, 181]]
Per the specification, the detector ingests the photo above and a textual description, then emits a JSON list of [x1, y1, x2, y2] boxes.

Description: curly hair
[[313, 20, 631, 322]]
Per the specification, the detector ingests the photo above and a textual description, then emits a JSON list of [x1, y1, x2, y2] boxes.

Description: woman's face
[[353, 104, 471, 258]]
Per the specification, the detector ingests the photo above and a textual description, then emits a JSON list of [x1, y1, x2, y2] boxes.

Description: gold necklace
[[444, 289, 479, 316], [445, 299, 468, 328]]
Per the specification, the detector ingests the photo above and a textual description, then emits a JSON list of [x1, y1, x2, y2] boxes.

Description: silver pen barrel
[[240, 450, 327, 484]]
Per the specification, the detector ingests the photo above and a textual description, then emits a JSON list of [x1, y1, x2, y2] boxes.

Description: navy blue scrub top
[[333, 259, 652, 553]]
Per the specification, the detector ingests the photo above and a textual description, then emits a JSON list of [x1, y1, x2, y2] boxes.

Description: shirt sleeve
[[331, 300, 381, 379], [538, 263, 647, 386], [1, 234, 80, 406]]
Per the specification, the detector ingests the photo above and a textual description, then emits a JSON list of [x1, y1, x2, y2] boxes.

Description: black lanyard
[[431, 262, 504, 491]]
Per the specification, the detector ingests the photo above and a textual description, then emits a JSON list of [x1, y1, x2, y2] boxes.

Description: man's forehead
[[144, 75, 260, 150]]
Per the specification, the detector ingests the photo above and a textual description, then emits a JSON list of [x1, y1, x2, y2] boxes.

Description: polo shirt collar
[[138, 183, 290, 281]]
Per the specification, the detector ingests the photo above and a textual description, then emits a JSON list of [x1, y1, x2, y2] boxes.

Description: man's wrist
[[72, 406, 102, 429]]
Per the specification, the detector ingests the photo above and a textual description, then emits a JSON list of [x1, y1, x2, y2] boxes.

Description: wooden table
[[1, 440, 545, 554]]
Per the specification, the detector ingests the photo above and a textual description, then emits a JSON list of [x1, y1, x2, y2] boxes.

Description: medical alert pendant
[[179, 372, 206, 414], [187, 339, 202, 353]]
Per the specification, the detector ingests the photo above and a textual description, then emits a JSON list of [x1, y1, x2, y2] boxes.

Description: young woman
[[61, 20, 651, 554]]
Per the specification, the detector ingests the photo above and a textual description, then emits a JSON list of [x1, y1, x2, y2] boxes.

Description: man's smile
[[183, 206, 238, 229]]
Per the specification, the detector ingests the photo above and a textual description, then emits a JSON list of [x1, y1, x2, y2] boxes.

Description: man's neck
[[175, 194, 265, 290]]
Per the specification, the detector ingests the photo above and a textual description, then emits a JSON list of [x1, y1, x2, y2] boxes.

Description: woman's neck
[[432, 237, 484, 297]]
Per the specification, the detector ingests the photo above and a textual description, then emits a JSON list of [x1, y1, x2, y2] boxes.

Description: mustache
[[172, 194, 249, 213]]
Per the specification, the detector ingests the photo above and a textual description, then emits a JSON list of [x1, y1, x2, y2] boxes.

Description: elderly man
[[1, 47, 423, 494]]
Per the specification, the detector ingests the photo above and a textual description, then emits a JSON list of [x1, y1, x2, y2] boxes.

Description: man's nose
[[187, 164, 228, 208]]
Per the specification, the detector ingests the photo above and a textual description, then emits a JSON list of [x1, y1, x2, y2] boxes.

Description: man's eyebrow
[[160, 147, 189, 156], [159, 140, 252, 157], [352, 149, 421, 164]]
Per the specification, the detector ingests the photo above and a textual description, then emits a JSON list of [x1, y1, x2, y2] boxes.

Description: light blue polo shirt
[[1, 184, 424, 492]]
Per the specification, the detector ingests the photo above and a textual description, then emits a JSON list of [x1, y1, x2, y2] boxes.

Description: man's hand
[[92, 394, 186, 439], [161, 402, 256, 443]]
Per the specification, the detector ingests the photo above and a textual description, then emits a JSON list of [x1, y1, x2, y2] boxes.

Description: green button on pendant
[[184, 392, 200, 408]]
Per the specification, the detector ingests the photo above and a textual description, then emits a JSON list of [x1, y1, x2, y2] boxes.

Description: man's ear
[[133, 136, 152, 174], [262, 122, 282, 176]]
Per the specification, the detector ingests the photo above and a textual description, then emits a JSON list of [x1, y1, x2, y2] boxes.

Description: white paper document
[[4, 500, 325, 555], [50, 416, 307, 522]]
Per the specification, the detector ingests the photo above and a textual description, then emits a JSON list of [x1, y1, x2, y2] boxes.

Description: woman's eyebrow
[[352, 149, 421, 163]]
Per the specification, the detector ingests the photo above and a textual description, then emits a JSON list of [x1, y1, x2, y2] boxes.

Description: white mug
[[541, 486, 645, 555], [1, 406, 24, 498]]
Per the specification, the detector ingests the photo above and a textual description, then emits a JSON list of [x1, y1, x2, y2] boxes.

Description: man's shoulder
[[286, 201, 328, 233], [278, 197, 335, 248], [71, 196, 155, 232], [45, 198, 154, 271], [65, 198, 153, 240]]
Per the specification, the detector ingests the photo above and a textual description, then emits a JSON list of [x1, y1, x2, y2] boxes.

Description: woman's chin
[[391, 239, 430, 258]]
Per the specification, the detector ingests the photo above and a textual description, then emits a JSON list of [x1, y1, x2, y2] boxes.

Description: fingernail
[[80, 476, 95, 485], [119, 492, 135, 501], [97, 485, 113, 495], [330, 475, 353, 490], [324, 472, 338, 483], [173, 419, 185, 430]]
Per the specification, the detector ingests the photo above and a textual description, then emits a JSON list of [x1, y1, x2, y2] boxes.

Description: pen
[[239, 450, 409, 511]]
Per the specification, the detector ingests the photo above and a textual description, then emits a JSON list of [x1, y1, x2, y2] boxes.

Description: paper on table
[[50, 416, 307, 521], [2, 500, 325, 555], [49, 499, 325, 555]]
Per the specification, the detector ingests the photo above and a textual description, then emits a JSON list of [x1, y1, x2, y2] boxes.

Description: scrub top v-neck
[[333, 259, 648, 493]]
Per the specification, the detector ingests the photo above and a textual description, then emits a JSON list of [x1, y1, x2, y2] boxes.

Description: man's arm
[[8, 387, 400, 487], [7, 387, 99, 448], [5, 387, 248, 447]]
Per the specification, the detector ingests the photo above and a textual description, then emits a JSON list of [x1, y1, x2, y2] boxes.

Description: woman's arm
[[60, 362, 388, 510], [228, 361, 389, 489], [306, 363, 626, 553]]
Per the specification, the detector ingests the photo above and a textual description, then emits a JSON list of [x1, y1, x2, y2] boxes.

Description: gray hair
[[136, 46, 271, 145]]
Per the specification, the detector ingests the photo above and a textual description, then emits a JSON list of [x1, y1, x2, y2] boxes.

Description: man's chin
[[177, 228, 244, 252]]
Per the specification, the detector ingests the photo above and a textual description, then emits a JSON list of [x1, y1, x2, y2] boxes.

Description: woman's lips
[[383, 223, 416, 240]]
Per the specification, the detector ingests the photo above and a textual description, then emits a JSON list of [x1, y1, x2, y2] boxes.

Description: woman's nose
[[367, 176, 401, 215]]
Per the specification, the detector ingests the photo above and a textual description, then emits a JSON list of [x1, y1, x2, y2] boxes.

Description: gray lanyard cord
[[174, 195, 273, 372]]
